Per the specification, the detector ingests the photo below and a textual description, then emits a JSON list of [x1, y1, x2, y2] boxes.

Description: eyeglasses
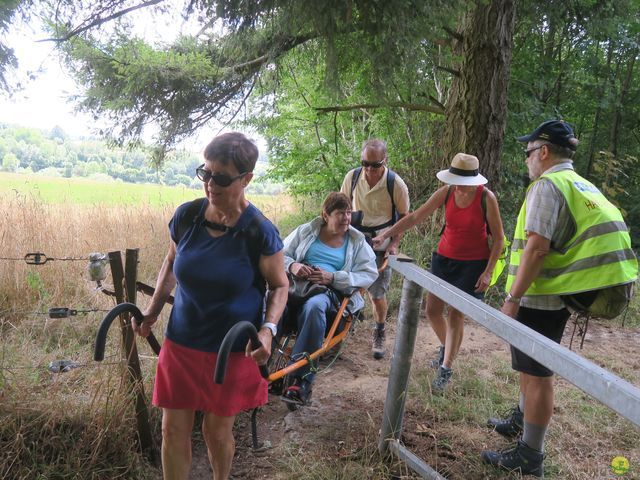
[[524, 145, 545, 158], [361, 160, 385, 169], [195, 164, 247, 187]]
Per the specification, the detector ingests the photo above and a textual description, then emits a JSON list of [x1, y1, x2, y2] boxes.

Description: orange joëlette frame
[[267, 257, 388, 383], [267, 293, 352, 383]]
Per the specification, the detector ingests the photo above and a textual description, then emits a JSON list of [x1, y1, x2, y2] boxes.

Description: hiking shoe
[[487, 406, 524, 438], [282, 377, 313, 411], [481, 440, 544, 478], [372, 327, 386, 360], [431, 365, 453, 393], [430, 345, 445, 369]]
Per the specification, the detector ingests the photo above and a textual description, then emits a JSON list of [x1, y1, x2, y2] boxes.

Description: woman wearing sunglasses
[[133, 132, 288, 480], [373, 153, 505, 393]]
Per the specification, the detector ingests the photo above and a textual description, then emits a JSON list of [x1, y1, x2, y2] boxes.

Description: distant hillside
[[0, 123, 282, 194]]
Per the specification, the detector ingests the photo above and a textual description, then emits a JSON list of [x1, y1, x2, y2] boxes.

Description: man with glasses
[[340, 139, 410, 359], [482, 120, 637, 477]]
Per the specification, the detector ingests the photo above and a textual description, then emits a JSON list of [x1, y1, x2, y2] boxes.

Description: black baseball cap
[[517, 120, 578, 151]]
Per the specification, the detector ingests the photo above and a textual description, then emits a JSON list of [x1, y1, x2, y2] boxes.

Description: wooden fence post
[[108, 250, 156, 462]]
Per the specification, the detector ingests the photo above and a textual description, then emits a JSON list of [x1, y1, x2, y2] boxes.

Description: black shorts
[[510, 306, 571, 377], [430, 252, 488, 300]]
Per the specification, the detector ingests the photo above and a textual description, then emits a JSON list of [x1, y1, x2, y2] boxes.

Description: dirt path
[[179, 313, 639, 479]]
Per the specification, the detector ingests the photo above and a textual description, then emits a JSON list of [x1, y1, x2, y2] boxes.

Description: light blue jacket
[[283, 217, 378, 313]]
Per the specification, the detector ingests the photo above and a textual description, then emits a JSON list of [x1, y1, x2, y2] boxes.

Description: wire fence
[[0, 249, 138, 377]]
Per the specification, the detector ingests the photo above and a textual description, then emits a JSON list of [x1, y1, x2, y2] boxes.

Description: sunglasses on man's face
[[195, 165, 247, 187], [361, 160, 385, 169], [524, 145, 545, 159]]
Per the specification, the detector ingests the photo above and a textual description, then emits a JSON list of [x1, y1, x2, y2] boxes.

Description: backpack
[[562, 282, 635, 320], [440, 186, 509, 287], [175, 198, 269, 294], [348, 167, 398, 234]]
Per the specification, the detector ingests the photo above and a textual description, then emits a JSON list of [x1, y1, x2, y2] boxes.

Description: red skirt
[[152, 338, 268, 416]]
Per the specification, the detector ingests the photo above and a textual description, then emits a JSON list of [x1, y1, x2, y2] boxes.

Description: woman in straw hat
[[373, 153, 504, 392]]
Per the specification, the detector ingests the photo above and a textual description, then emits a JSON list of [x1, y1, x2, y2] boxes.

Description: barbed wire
[[0, 362, 127, 374], [1, 352, 159, 374], [0, 307, 111, 318], [0, 252, 91, 265]]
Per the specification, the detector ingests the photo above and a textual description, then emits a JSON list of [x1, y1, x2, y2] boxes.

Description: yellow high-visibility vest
[[506, 169, 637, 296]]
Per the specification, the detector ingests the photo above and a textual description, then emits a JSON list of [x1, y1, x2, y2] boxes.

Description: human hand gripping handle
[[245, 326, 272, 365], [371, 231, 388, 250], [94, 302, 162, 360], [133, 307, 160, 338], [215, 321, 270, 384]]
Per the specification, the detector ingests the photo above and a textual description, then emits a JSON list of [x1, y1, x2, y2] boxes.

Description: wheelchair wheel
[[285, 398, 298, 412], [267, 333, 294, 396]]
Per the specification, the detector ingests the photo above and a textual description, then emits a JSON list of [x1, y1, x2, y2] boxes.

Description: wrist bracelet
[[505, 293, 522, 304]]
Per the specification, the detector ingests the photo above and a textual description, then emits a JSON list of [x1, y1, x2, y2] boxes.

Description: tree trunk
[[608, 48, 637, 157], [585, 40, 614, 179], [441, 0, 516, 189]]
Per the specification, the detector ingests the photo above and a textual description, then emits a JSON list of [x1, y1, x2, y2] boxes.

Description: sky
[[0, 5, 220, 152], [0, 24, 96, 138]]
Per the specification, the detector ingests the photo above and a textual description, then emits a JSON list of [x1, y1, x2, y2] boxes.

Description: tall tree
[[442, 0, 515, 187], [34, 0, 518, 191]]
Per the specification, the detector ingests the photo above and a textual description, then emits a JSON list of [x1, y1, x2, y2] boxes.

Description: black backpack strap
[[439, 186, 452, 236], [481, 187, 491, 235], [234, 212, 272, 295], [386, 169, 398, 223], [349, 167, 363, 203], [176, 197, 207, 244]]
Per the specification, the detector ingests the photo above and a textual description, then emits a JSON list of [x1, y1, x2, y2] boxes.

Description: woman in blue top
[[133, 132, 288, 480], [281, 192, 378, 406]]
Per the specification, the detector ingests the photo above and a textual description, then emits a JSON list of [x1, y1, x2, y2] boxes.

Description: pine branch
[[315, 102, 445, 115], [40, 0, 166, 43]]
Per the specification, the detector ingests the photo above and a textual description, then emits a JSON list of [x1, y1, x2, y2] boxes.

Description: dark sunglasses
[[195, 164, 247, 187], [524, 145, 545, 158], [361, 160, 385, 169]]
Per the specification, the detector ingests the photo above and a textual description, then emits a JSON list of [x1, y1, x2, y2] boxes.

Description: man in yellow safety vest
[[481, 120, 637, 477]]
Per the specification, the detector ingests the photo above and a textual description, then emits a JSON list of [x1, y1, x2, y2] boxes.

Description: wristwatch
[[505, 293, 522, 305], [261, 322, 278, 337]]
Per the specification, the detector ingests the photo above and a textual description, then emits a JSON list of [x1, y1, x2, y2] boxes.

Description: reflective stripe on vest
[[506, 169, 638, 296]]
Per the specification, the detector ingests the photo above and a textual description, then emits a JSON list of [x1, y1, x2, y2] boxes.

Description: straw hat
[[436, 153, 487, 186]]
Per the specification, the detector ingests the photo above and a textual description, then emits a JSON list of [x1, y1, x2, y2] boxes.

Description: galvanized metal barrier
[[379, 256, 640, 479]]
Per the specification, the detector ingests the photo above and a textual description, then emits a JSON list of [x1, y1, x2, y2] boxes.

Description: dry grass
[[0, 192, 292, 479], [1, 191, 638, 479]]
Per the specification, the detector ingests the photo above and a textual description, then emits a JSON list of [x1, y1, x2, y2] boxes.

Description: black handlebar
[[214, 321, 269, 384], [94, 302, 162, 361]]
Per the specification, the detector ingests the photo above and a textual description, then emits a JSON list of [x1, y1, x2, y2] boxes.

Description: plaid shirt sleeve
[[521, 177, 575, 310]]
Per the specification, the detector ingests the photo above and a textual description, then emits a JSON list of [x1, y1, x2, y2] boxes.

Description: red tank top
[[437, 185, 490, 260]]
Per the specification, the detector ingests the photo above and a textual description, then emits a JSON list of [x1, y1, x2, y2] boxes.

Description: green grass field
[[0, 172, 202, 206]]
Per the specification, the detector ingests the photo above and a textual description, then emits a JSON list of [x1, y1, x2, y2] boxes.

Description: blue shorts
[[430, 252, 488, 300]]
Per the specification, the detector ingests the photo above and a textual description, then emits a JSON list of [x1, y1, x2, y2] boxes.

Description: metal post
[[378, 277, 423, 456]]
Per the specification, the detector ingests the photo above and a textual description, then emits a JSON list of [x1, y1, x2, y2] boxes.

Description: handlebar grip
[[94, 302, 161, 360], [214, 321, 269, 384]]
